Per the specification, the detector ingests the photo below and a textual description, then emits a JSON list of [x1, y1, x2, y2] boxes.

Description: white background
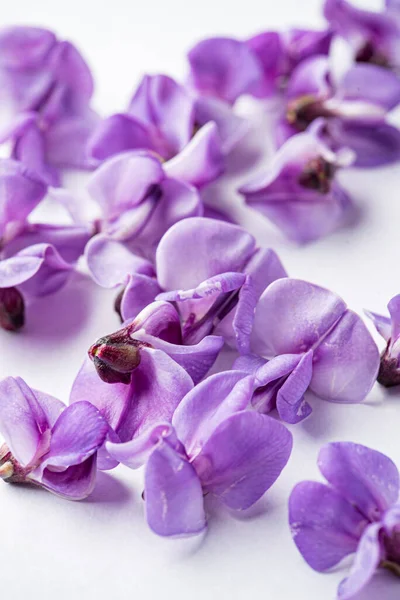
[[0, 0, 400, 598]]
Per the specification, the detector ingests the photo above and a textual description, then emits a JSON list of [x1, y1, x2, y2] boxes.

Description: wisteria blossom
[[324, 0, 400, 69], [248, 278, 379, 418], [289, 442, 400, 598], [0, 376, 108, 499], [106, 371, 293, 536], [187, 29, 332, 103], [366, 294, 400, 387], [84, 150, 202, 266], [240, 121, 353, 243], [99, 217, 287, 354], [277, 56, 400, 166], [87, 74, 246, 184], [0, 26, 98, 185]]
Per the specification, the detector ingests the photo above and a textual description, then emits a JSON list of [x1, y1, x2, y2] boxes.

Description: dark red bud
[[299, 157, 335, 194], [0, 287, 25, 332], [88, 328, 149, 384], [377, 342, 400, 388]]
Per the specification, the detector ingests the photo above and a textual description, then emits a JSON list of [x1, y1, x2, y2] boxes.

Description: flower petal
[[285, 56, 331, 101], [172, 371, 254, 457], [145, 440, 206, 536], [338, 523, 382, 600], [194, 96, 249, 153], [195, 411, 292, 509], [106, 423, 175, 469], [338, 64, 400, 111], [289, 480, 367, 571], [310, 310, 379, 403], [87, 114, 155, 161], [120, 273, 162, 321], [276, 350, 313, 423], [252, 278, 347, 357], [40, 454, 98, 500], [318, 442, 400, 521], [364, 309, 391, 342], [164, 122, 224, 189]]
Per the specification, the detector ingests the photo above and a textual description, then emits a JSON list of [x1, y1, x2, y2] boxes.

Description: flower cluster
[[0, 3, 398, 597]]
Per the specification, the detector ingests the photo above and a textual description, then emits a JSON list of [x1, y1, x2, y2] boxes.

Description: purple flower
[[187, 30, 332, 103], [113, 217, 287, 354], [239, 121, 354, 243], [366, 294, 400, 387], [249, 279, 379, 415], [0, 27, 98, 185], [278, 56, 400, 167], [0, 376, 108, 499], [289, 442, 400, 598], [87, 74, 244, 186], [106, 371, 293, 536], [324, 0, 400, 69], [0, 222, 92, 331], [84, 150, 203, 264]]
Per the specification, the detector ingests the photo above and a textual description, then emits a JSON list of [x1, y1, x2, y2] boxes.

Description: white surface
[[1, 1, 400, 599]]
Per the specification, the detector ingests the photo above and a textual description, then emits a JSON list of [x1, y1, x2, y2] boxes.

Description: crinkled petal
[[145, 441, 206, 536], [310, 310, 379, 403], [172, 371, 254, 456], [252, 278, 347, 357], [41, 401, 108, 469], [318, 442, 400, 521], [0, 376, 50, 465], [364, 309, 392, 342], [195, 411, 292, 509], [164, 122, 224, 189], [85, 235, 153, 288], [156, 217, 256, 291], [157, 272, 246, 303], [187, 37, 263, 103], [276, 350, 313, 423], [338, 523, 382, 600], [289, 481, 368, 571], [106, 422, 175, 469]]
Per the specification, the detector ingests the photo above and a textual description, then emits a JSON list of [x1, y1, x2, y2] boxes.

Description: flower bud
[[0, 287, 25, 332], [377, 343, 400, 387], [89, 328, 149, 384], [299, 156, 335, 193]]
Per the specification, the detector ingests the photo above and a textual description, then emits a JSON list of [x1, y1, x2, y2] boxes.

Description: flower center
[[0, 287, 25, 332], [298, 157, 335, 194], [382, 527, 400, 577], [286, 95, 333, 131], [355, 41, 390, 69]]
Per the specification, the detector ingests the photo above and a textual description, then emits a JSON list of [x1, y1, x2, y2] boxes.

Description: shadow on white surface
[[86, 472, 133, 506], [352, 570, 400, 600]]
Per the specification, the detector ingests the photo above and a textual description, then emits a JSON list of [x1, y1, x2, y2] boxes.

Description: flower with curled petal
[[105, 371, 293, 536], [289, 442, 400, 598], [248, 278, 379, 419], [240, 121, 354, 243], [277, 56, 400, 167], [366, 294, 400, 387], [0, 376, 108, 499]]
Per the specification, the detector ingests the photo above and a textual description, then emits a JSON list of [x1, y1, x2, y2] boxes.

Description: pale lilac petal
[[318, 442, 400, 521], [2, 243, 72, 297], [41, 401, 108, 469], [128, 74, 193, 154], [286, 56, 331, 101], [0, 376, 49, 465], [289, 481, 367, 571], [40, 455, 97, 500], [338, 523, 382, 600], [246, 31, 283, 97], [129, 301, 182, 342], [115, 348, 193, 443], [164, 122, 224, 188], [172, 371, 254, 456], [133, 330, 224, 385], [194, 96, 249, 153], [338, 65, 400, 111], [187, 37, 263, 103], [157, 272, 246, 303], [45, 109, 100, 169], [0, 26, 56, 69], [310, 310, 380, 403], [48, 40, 94, 104], [284, 29, 333, 71], [145, 441, 206, 536], [388, 295, 400, 342], [0, 158, 47, 236], [85, 235, 154, 288], [194, 411, 292, 509], [364, 309, 392, 342], [252, 278, 346, 357], [156, 217, 256, 291], [106, 422, 175, 469], [120, 273, 162, 321], [326, 119, 400, 167], [243, 247, 288, 300], [87, 114, 155, 161], [87, 151, 164, 217], [276, 350, 313, 424]]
